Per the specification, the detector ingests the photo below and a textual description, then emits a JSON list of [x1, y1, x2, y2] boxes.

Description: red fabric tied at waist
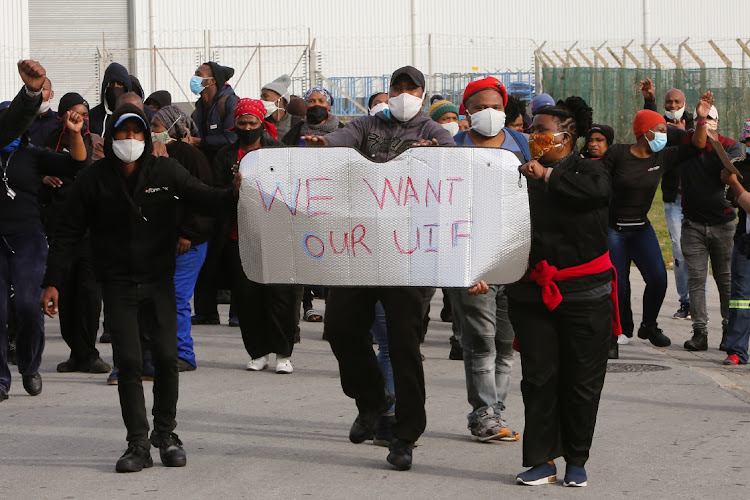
[[526, 252, 622, 337]]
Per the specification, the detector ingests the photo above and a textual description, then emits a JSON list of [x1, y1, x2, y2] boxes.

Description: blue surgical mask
[[190, 76, 208, 95], [647, 131, 667, 153], [1, 137, 21, 153]]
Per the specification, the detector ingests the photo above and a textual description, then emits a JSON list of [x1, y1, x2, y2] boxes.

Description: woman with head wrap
[[602, 95, 713, 350], [151, 105, 213, 372], [282, 86, 343, 145]]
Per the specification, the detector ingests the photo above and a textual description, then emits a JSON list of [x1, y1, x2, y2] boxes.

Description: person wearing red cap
[[602, 93, 713, 351], [212, 98, 298, 375], [445, 76, 531, 446]]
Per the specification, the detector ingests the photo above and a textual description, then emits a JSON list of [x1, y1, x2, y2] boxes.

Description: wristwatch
[[24, 85, 42, 98]]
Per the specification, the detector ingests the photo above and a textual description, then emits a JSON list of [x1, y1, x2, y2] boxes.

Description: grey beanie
[[262, 74, 291, 100]]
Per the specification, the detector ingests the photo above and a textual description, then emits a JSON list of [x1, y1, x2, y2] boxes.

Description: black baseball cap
[[390, 66, 425, 89]]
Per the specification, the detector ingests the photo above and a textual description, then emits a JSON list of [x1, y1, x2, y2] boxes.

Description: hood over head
[[103, 103, 153, 161]]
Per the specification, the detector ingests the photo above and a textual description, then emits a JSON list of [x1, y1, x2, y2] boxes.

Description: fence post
[[659, 43, 682, 68], [607, 47, 625, 68], [736, 39, 750, 68], [709, 40, 732, 68], [680, 41, 705, 68], [640, 44, 662, 69], [576, 48, 593, 67], [622, 40, 642, 68]]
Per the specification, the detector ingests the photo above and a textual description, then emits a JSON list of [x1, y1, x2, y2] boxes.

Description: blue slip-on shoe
[[516, 462, 557, 486], [107, 365, 119, 385], [142, 360, 155, 381], [563, 465, 588, 487]]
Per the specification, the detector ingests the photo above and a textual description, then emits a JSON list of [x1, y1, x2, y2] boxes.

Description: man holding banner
[[302, 65, 454, 470]]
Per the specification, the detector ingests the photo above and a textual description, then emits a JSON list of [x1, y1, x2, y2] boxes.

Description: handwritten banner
[[237, 147, 530, 287]]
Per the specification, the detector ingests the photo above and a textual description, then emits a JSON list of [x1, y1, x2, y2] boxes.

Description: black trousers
[[102, 279, 178, 448], [58, 238, 101, 364], [324, 286, 428, 442], [193, 222, 231, 317], [228, 240, 297, 358], [508, 295, 612, 468]]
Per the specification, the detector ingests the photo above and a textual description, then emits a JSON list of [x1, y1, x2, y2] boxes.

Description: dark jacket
[[680, 132, 741, 225], [0, 140, 83, 235], [282, 118, 344, 146], [506, 154, 613, 300], [644, 98, 693, 203], [322, 110, 455, 161], [0, 87, 42, 148], [191, 84, 239, 162], [89, 63, 132, 137], [43, 104, 236, 289], [39, 126, 95, 235], [28, 110, 59, 146], [166, 140, 214, 245]]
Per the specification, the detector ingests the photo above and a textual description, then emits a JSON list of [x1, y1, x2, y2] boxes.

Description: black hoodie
[[88, 63, 132, 137], [43, 104, 236, 288]]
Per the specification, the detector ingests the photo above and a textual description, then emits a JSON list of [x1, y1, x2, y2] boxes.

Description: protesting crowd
[[1, 56, 749, 488]]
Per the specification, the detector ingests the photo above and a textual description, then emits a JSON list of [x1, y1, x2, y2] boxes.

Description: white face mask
[[38, 100, 51, 115], [706, 119, 719, 131], [112, 139, 145, 163], [441, 121, 460, 137], [664, 105, 685, 122], [388, 93, 423, 122], [369, 102, 389, 116], [469, 108, 506, 138], [263, 99, 279, 118]]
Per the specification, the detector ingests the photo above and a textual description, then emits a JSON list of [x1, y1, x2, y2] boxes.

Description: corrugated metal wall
[[0, 1, 29, 101], [28, 0, 131, 108]]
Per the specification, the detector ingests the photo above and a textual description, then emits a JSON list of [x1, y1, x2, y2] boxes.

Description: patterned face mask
[[528, 132, 565, 160]]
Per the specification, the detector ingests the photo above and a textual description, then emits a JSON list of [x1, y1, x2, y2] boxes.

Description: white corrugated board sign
[[237, 147, 530, 287]]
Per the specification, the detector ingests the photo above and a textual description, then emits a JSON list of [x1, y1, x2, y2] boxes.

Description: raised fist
[[17, 60, 46, 92]]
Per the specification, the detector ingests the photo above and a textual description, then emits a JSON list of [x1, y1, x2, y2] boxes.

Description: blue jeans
[[664, 197, 690, 304], [727, 243, 750, 363], [0, 232, 48, 393], [447, 285, 515, 421], [608, 226, 667, 328], [174, 242, 208, 367], [370, 301, 395, 414]]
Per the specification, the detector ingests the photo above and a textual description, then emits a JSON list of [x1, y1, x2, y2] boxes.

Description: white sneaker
[[617, 335, 630, 345], [246, 356, 269, 371], [276, 357, 293, 374]]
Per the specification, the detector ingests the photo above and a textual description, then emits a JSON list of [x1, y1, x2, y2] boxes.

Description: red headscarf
[[233, 98, 278, 140]]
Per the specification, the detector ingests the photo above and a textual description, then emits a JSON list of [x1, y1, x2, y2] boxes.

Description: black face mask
[[236, 127, 264, 145], [306, 105, 329, 125], [105, 86, 125, 110]]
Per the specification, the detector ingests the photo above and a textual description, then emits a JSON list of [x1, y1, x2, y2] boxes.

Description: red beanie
[[462, 77, 508, 107], [632, 109, 665, 139]]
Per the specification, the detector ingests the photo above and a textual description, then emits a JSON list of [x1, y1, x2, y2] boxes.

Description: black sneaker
[[115, 445, 153, 473], [0, 389, 8, 402], [150, 431, 186, 467], [57, 357, 83, 373], [637, 323, 671, 347], [191, 314, 220, 325], [22, 373, 42, 396], [449, 344, 463, 360], [99, 332, 111, 343], [684, 330, 708, 351], [88, 357, 111, 374], [608, 336, 619, 359], [177, 358, 196, 372], [349, 390, 396, 444], [673, 303, 691, 320], [387, 438, 414, 470], [720, 322, 728, 351]]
